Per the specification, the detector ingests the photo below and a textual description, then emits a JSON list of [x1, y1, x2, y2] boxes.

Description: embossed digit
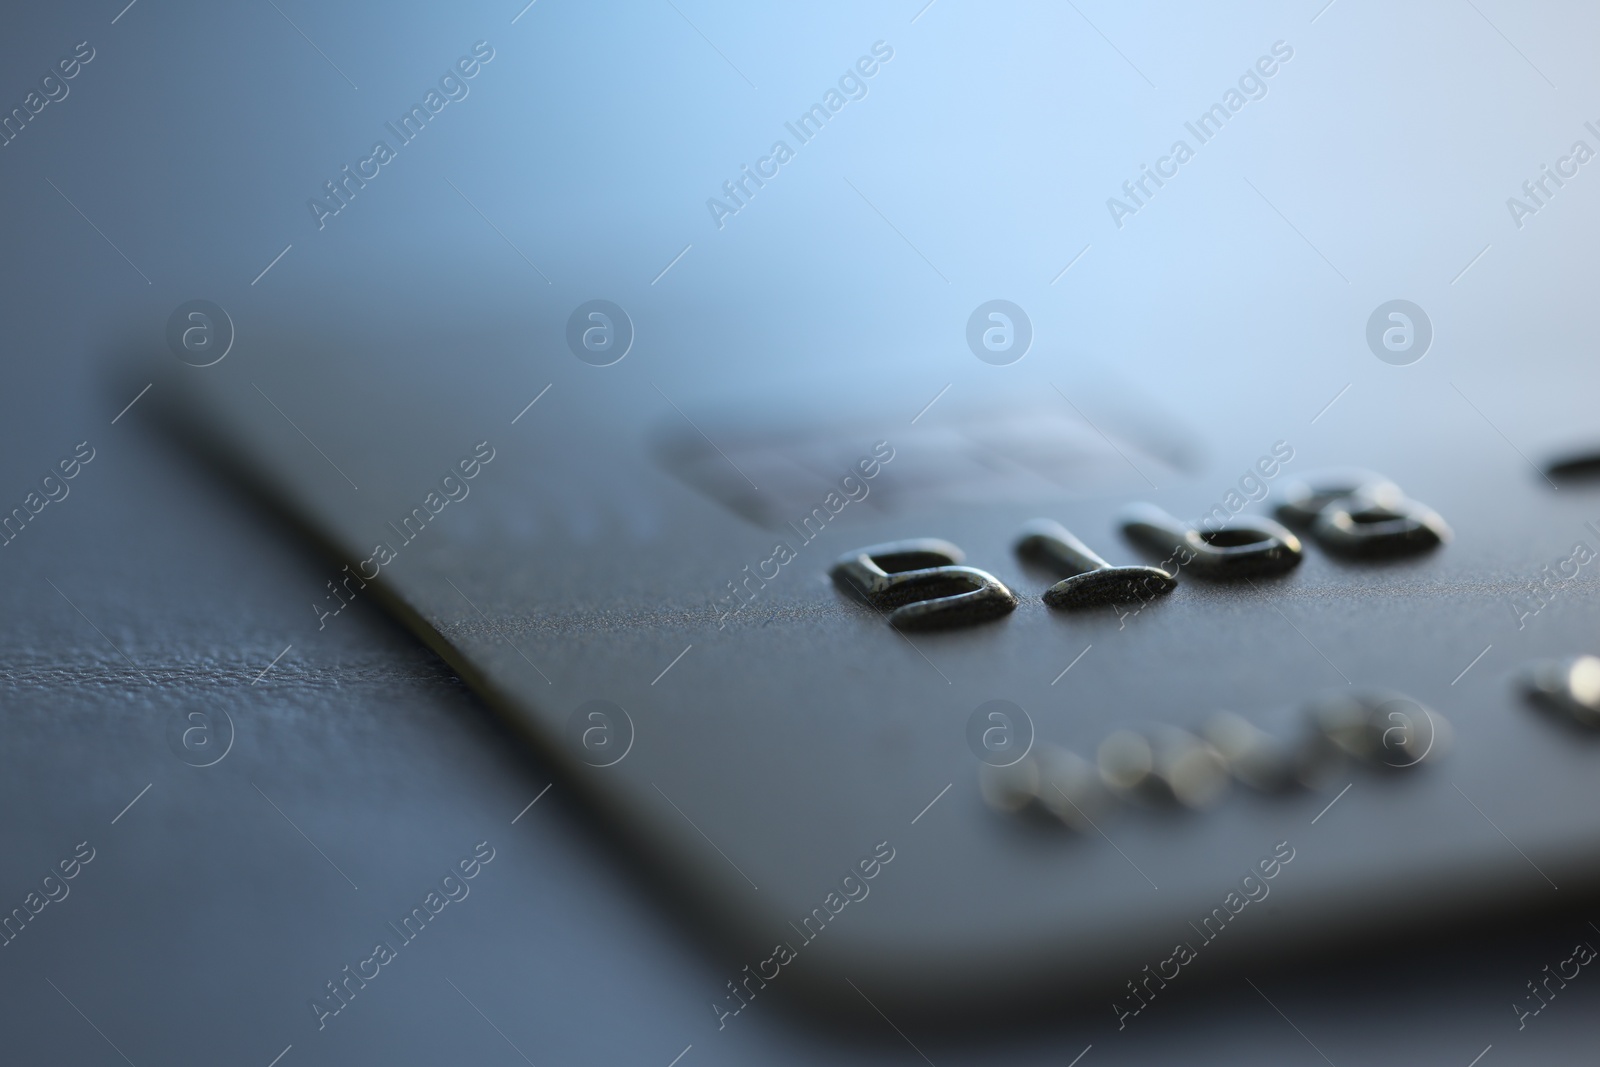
[[1276, 470, 1450, 557], [1015, 519, 1176, 608], [831, 539, 1018, 630], [1119, 504, 1302, 579]]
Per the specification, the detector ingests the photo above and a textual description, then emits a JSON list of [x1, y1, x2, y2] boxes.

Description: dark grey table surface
[[5, 1, 1600, 1063]]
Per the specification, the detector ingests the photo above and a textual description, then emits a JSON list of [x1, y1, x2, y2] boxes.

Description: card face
[[137, 3, 1600, 1011], [145, 292, 1600, 1009]]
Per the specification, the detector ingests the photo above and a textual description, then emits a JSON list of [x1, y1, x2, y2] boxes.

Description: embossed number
[[831, 539, 1018, 630], [1275, 470, 1451, 557]]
